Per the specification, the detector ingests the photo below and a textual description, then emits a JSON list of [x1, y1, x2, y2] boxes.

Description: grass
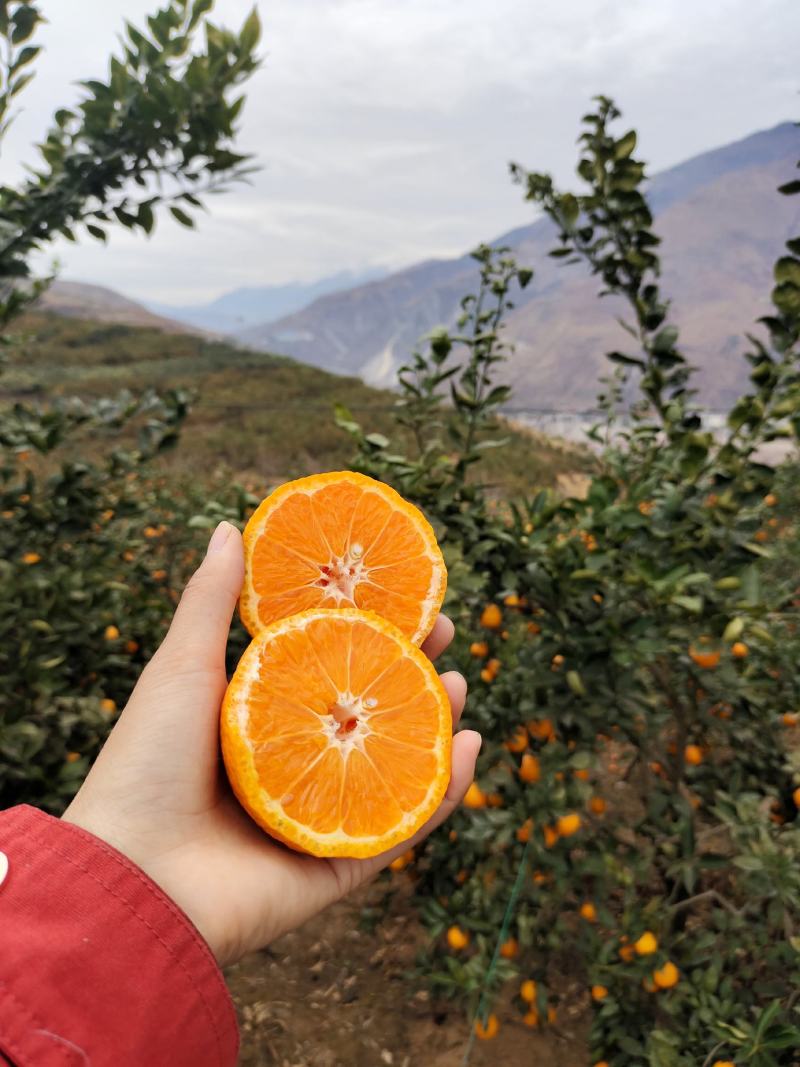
[[2, 312, 590, 493]]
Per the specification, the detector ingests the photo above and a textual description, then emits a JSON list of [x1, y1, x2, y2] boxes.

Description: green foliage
[[0, 0, 261, 331], [352, 101, 800, 1063], [0, 0, 260, 808]]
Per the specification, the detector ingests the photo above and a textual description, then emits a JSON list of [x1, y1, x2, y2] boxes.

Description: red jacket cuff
[[0, 805, 238, 1067]]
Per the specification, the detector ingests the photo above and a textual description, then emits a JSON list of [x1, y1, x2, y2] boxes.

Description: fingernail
[[206, 521, 233, 556]]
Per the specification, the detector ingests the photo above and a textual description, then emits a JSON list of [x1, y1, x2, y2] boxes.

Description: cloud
[[9, 0, 799, 303]]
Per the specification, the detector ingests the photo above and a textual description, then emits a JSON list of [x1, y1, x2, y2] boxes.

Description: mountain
[[145, 267, 389, 335], [37, 281, 202, 335], [238, 122, 800, 411]]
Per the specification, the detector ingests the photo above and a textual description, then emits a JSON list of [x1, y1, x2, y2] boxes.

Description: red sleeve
[[0, 805, 239, 1067]]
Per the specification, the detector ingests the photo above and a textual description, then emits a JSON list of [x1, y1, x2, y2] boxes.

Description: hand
[[63, 520, 481, 966]]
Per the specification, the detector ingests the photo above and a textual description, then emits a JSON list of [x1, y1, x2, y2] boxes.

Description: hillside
[[2, 312, 588, 493], [37, 281, 203, 336], [238, 122, 800, 411]]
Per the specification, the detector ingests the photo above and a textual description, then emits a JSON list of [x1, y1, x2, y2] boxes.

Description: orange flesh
[[241, 471, 446, 645], [221, 608, 451, 857]]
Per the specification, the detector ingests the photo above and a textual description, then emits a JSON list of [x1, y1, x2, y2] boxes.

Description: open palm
[[63, 521, 480, 966]]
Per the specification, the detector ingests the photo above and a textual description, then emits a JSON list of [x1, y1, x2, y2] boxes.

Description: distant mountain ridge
[[145, 267, 389, 335], [238, 122, 800, 411]]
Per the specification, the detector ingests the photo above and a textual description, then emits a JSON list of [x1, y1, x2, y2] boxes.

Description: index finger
[[421, 614, 454, 661]]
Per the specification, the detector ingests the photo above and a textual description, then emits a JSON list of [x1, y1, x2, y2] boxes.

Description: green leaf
[[239, 7, 261, 53], [774, 256, 800, 287], [733, 855, 763, 871], [614, 129, 637, 160], [607, 351, 645, 368], [169, 206, 194, 228], [670, 594, 703, 614], [137, 202, 155, 235]]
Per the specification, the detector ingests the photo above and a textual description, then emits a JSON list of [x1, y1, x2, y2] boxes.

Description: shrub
[[341, 99, 800, 1064]]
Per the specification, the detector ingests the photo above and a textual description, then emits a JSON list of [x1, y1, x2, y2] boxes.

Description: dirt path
[[226, 884, 590, 1066]]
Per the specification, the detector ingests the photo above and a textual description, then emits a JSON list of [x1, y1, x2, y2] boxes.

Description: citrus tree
[[0, 0, 260, 811], [340, 100, 800, 1064]]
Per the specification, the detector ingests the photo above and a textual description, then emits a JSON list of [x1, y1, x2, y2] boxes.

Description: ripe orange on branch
[[240, 471, 446, 644], [689, 645, 721, 670], [221, 608, 452, 858]]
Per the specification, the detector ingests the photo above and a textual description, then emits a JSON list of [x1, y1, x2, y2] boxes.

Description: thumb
[[154, 521, 245, 675]]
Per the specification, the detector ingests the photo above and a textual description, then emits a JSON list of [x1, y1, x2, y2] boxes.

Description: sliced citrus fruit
[[240, 470, 446, 645], [221, 607, 452, 858]]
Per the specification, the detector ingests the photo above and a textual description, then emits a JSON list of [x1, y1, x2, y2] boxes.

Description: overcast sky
[[4, 0, 799, 304]]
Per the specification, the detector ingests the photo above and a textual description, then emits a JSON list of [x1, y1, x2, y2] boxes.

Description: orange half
[[221, 608, 452, 858], [240, 470, 446, 645]]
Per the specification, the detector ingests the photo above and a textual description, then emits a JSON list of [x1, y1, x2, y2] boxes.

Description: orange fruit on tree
[[579, 901, 597, 923], [619, 943, 636, 962], [634, 931, 658, 955], [764, 492, 778, 507], [499, 937, 519, 959], [593, 1062, 610, 1067], [463, 782, 488, 809], [793, 786, 800, 808], [528, 718, 555, 742], [221, 608, 451, 858], [104, 625, 120, 641], [589, 795, 607, 815], [505, 726, 528, 753], [474, 1013, 499, 1039], [516, 818, 533, 843], [731, 641, 748, 659], [712, 1061, 735, 1067], [557, 812, 581, 837], [519, 753, 541, 783], [240, 471, 446, 644], [684, 744, 703, 767], [447, 925, 470, 951], [689, 646, 721, 669], [480, 603, 502, 629], [652, 960, 679, 989], [543, 824, 559, 848], [389, 848, 414, 872], [523, 1009, 539, 1028], [520, 979, 537, 1003], [591, 985, 608, 1001], [470, 641, 489, 658]]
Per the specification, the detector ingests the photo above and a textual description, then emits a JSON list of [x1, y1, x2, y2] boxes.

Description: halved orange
[[221, 607, 452, 858], [240, 471, 446, 645]]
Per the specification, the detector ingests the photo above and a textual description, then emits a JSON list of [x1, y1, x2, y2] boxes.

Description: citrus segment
[[240, 471, 446, 644], [221, 608, 452, 858]]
